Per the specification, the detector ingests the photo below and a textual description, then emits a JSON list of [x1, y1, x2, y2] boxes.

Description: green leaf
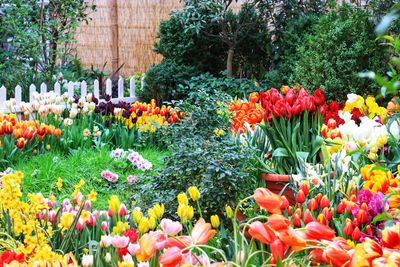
[[272, 148, 289, 157], [371, 212, 393, 224]]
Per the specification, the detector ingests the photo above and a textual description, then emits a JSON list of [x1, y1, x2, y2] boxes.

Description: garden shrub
[[136, 89, 258, 218], [263, 14, 319, 88], [176, 73, 260, 99], [290, 4, 386, 101], [140, 59, 200, 103]]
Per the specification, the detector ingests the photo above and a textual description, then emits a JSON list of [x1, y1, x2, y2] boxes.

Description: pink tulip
[[112, 235, 130, 248], [160, 218, 182, 235], [119, 204, 127, 216], [48, 210, 56, 222], [76, 219, 84, 231], [101, 221, 109, 232], [84, 200, 92, 210], [108, 207, 113, 217], [74, 192, 83, 205], [127, 243, 140, 255], [100, 235, 113, 248]]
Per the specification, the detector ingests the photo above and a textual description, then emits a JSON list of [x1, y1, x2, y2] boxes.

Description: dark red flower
[[313, 89, 326, 106]]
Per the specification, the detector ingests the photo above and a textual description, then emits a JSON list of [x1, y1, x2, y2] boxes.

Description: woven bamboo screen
[[75, 0, 245, 76]]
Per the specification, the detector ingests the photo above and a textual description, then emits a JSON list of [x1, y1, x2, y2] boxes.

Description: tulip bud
[[357, 209, 368, 224], [101, 221, 108, 232], [280, 195, 290, 210], [322, 207, 333, 221], [76, 219, 84, 231], [296, 189, 306, 204], [225, 206, 234, 218], [304, 209, 314, 224], [317, 213, 327, 225], [336, 201, 346, 214], [361, 203, 369, 212], [308, 198, 318, 211], [320, 195, 330, 209], [295, 207, 302, 218], [133, 209, 143, 224], [188, 186, 200, 201], [293, 213, 301, 228], [349, 194, 357, 202], [344, 219, 353, 236], [177, 193, 188, 205], [16, 138, 25, 149], [352, 226, 361, 241], [119, 204, 127, 217], [299, 181, 309, 196], [315, 193, 323, 204], [210, 215, 220, 228], [105, 253, 111, 263], [287, 206, 293, 216]]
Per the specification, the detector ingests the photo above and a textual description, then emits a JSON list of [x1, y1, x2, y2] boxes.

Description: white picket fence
[[0, 76, 144, 114]]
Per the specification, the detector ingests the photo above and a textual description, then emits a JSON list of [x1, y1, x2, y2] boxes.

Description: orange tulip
[[305, 222, 335, 241], [54, 128, 62, 138], [16, 138, 25, 149], [317, 213, 327, 225], [279, 228, 307, 251], [254, 188, 282, 214], [191, 218, 216, 245], [249, 92, 260, 103], [382, 222, 400, 249], [324, 238, 352, 267], [293, 213, 301, 228], [158, 247, 182, 267], [299, 181, 309, 196], [267, 214, 291, 232], [280, 195, 290, 210], [248, 221, 277, 244], [136, 233, 158, 262]]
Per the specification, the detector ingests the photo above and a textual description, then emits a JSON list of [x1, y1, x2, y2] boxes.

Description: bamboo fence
[[74, 0, 245, 77]]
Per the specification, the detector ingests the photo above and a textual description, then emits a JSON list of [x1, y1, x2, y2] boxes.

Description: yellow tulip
[[188, 186, 200, 201], [210, 215, 220, 228], [108, 195, 121, 214], [133, 209, 143, 224], [149, 216, 157, 230], [153, 203, 164, 219], [138, 217, 150, 233], [177, 193, 188, 205], [225, 206, 234, 218]]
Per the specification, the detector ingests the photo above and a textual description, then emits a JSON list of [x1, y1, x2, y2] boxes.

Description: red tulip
[[336, 201, 346, 214], [308, 198, 318, 211], [280, 195, 290, 210], [16, 138, 25, 149], [299, 181, 310, 196], [315, 193, 323, 204], [254, 188, 282, 214], [343, 219, 353, 236], [352, 226, 361, 241], [303, 209, 314, 224], [322, 207, 333, 221], [270, 238, 288, 263], [382, 222, 400, 249], [293, 213, 301, 228], [320, 195, 330, 209], [305, 222, 335, 241], [296, 189, 306, 204], [313, 89, 326, 106], [357, 209, 368, 224], [285, 89, 296, 106], [2, 121, 13, 135]]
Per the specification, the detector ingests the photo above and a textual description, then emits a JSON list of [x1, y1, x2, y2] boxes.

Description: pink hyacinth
[[101, 169, 119, 183]]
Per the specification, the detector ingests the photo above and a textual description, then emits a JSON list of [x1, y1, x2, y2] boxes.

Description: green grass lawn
[[11, 147, 168, 209]]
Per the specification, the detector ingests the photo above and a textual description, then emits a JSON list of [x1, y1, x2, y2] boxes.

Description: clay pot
[[261, 173, 295, 205]]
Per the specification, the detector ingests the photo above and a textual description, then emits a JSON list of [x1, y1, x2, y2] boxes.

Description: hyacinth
[[101, 170, 119, 183], [127, 151, 152, 171]]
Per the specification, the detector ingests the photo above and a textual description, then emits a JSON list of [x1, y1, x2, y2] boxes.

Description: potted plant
[[258, 87, 326, 204]]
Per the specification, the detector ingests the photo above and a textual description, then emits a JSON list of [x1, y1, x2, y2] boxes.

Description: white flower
[[82, 255, 93, 267]]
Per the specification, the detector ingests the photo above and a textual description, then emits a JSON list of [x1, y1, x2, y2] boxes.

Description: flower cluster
[[110, 149, 152, 171], [260, 87, 327, 122], [0, 114, 61, 150], [106, 99, 184, 130], [101, 169, 119, 183], [228, 92, 263, 133]]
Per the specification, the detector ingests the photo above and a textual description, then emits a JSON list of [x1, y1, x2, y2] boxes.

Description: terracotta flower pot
[[261, 173, 295, 206]]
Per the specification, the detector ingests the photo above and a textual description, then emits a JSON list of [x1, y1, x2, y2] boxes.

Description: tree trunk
[[227, 47, 234, 77]]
